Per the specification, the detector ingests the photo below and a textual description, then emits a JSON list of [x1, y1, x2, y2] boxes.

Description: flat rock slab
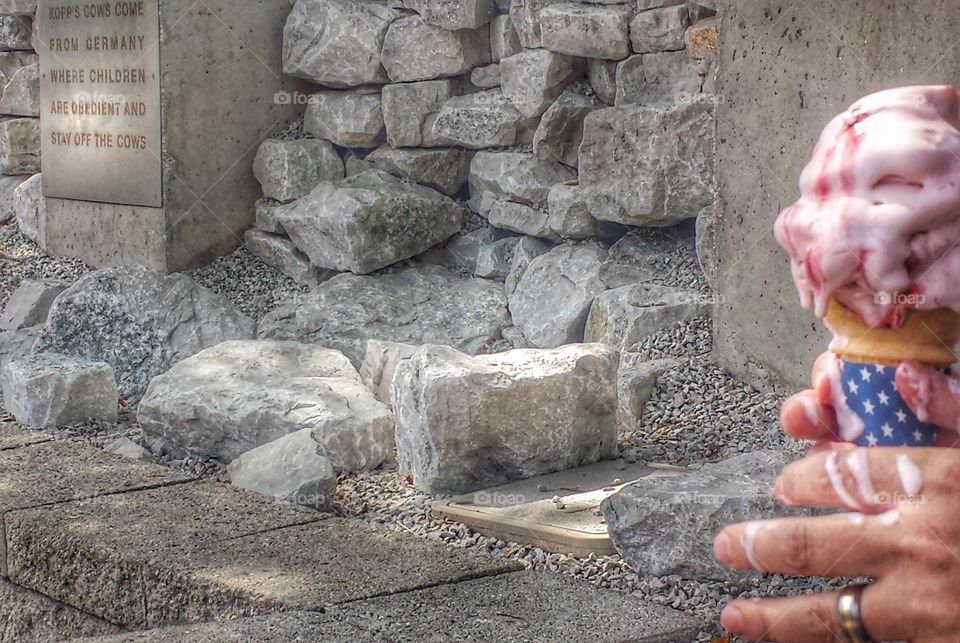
[[0, 422, 53, 451], [5, 481, 326, 628], [433, 460, 688, 557], [8, 483, 518, 629], [0, 579, 121, 642], [72, 572, 703, 642]]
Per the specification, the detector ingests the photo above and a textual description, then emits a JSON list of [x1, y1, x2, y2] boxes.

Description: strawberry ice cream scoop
[[774, 85, 960, 328]]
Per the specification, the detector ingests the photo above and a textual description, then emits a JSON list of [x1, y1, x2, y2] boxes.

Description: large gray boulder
[[393, 343, 619, 494], [359, 339, 418, 405], [505, 236, 552, 297], [585, 283, 712, 351], [587, 59, 617, 105], [0, 325, 37, 372], [490, 14, 521, 62], [253, 139, 344, 203], [34, 266, 254, 400], [468, 151, 575, 212], [579, 102, 715, 226], [1, 353, 117, 428], [431, 90, 527, 150], [243, 229, 334, 288], [500, 49, 579, 118], [403, 0, 495, 30], [0, 278, 68, 331], [227, 429, 337, 511], [615, 51, 709, 105], [630, 5, 689, 53], [602, 451, 796, 581], [258, 265, 511, 367], [382, 16, 491, 83], [509, 242, 608, 348], [303, 89, 385, 149], [365, 146, 470, 196], [274, 170, 463, 274], [382, 79, 459, 148], [0, 116, 38, 174], [0, 15, 30, 51], [0, 173, 26, 224], [139, 340, 394, 468], [0, 61, 37, 116], [509, 0, 565, 48], [544, 183, 597, 240], [532, 87, 600, 168], [12, 172, 42, 245], [539, 3, 633, 60], [616, 357, 676, 433], [282, 0, 399, 87]]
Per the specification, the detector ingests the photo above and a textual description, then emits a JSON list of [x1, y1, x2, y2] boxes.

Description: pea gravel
[[1, 218, 836, 641]]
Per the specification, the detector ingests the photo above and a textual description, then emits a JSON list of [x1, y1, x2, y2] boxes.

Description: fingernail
[[714, 532, 733, 565], [721, 605, 745, 634]]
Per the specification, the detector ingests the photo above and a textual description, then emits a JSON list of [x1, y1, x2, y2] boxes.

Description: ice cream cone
[[826, 298, 960, 368]]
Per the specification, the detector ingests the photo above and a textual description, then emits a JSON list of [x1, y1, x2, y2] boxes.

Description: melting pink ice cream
[[774, 85, 960, 327]]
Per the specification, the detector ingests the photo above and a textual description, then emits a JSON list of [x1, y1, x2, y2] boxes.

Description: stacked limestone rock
[[0, 0, 39, 234], [228, 0, 722, 496]]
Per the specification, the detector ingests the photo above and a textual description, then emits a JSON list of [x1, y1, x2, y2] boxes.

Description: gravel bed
[[0, 224, 90, 311]]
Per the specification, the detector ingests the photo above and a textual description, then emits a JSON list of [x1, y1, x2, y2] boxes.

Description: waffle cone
[[826, 298, 960, 367]]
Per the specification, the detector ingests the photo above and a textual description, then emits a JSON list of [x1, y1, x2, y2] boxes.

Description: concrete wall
[[712, 0, 960, 389]]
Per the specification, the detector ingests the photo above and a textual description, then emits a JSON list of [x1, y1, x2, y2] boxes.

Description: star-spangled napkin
[[838, 358, 939, 447]]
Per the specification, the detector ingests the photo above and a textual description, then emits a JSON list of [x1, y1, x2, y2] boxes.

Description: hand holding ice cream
[[775, 85, 960, 445]]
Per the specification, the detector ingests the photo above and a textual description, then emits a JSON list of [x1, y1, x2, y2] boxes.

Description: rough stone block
[[545, 182, 597, 239], [282, 0, 399, 87], [274, 170, 463, 274], [253, 198, 284, 234], [0, 60, 37, 116], [602, 451, 798, 580], [532, 86, 599, 167], [404, 0, 496, 30], [0, 325, 38, 373], [501, 49, 579, 118], [138, 340, 394, 468], [630, 5, 689, 53], [490, 14, 521, 62], [258, 265, 511, 367], [382, 79, 459, 148], [469, 63, 501, 89], [303, 89, 385, 149], [0, 14, 31, 51], [579, 102, 715, 226], [359, 339, 417, 405], [228, 429, 336, 511], [509, 241, 608, 347], [0, 116, 37, 174], [253, 139, 344, 203], [615, 51, 708, 105], [505, 236, 552, 297], [0, 172, 25, 224], [539, 3, 632, 60], [0, 278, 68, 331], [616, 358, 676, 432], [585, 283, 712, 351], [509, 0, 564, 48], [432, 90, 526, 149], [1, 353, 118, 428], [366, 146, 470, 196], [468, 151, 575, 212], [243, 229, 333, 288], [393, 344, 618, 494], [587, 59, 617, 105], [382, 16, 491, 83], [34, 266, 254, 401], [474, 237, 519, 279], [12, 171, 42, 245]]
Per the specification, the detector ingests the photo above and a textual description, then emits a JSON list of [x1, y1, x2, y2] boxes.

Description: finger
[[721, 582, 908, 642], [714, 514, 896, 578], [781, 390, 839, 442], [776, 446, 935, 511], [896, 361, 960, 433]]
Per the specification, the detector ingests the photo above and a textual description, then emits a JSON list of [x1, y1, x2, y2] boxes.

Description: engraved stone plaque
[[37, 0, 162, 207]]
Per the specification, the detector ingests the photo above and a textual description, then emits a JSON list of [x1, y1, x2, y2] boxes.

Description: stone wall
[[0, 0, 38, 230], [711, 0, 960, 389], [246, 0, 720, 307]]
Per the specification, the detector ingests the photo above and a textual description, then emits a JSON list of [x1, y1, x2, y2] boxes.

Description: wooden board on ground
[[432, 460, 690, 557]]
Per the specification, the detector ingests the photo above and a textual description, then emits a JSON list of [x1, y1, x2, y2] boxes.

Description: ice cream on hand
[[775, 85, 960, 446]]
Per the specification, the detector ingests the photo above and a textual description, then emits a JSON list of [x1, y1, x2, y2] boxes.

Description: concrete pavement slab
[[0, 423, 53, 451], [0, 579, 121, 642]]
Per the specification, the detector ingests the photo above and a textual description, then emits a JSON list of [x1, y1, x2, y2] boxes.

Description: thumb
[[895, 361, 960, 434]]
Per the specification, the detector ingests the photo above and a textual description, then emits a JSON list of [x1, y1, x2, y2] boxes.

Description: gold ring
[[838, 584, 873, 643]]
